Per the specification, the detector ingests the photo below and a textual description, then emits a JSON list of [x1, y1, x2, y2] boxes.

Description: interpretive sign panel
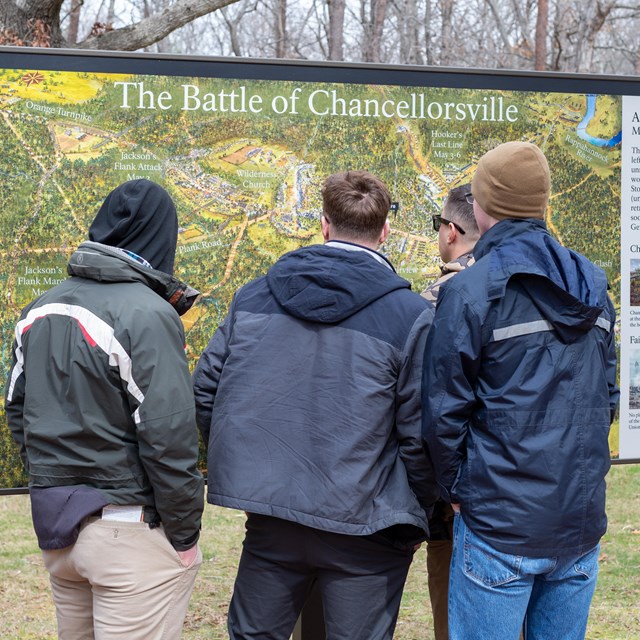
[[0, 47, 637, 490]]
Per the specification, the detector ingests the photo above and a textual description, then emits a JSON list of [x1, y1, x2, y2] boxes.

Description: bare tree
[[0, 0, 241, 49], [274, 0, 288, 57], [485, 0, 513, 55], [388, 0, 422, 65], [535, 0, 549, 70], [438, 0, 454, 65], [549, 0, 636, 72], [64, 0, 82, 44], [423, 0, 432, 65], [221, 0, 259, 56], [42, 0, 640, 76], [361, 0, 389, 62], [327, 0, 345, 60]]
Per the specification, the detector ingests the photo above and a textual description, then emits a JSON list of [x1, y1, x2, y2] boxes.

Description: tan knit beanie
[[471, 141, 550, 220]]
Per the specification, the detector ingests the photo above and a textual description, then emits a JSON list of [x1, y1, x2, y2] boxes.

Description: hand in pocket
[[177, 543, 199, 567]]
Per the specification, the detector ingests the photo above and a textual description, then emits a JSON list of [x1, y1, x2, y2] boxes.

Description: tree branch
[[485, 0, 513, 53], [75, 0, 241, 50]]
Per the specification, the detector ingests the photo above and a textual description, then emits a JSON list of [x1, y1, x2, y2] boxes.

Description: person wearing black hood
[[5, 179, 204, 639], [193, 170, 439, 640]]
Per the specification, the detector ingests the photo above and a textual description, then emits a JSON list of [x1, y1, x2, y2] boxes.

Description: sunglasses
[[432, 215, 466, 235]]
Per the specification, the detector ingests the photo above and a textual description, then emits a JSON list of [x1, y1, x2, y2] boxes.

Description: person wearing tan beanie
[[471, 140, 551, 222], [423, 141, 618, 639]]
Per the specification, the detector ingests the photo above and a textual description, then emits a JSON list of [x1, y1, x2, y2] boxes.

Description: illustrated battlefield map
[[0, 66, 623, 485]]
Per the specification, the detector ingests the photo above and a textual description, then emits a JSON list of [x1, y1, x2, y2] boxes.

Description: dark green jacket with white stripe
[[5, 242, 204, 550], [422, 218, 619, 558]]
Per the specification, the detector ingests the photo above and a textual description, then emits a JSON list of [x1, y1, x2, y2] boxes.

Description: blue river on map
[[576, 94, 622, 148]]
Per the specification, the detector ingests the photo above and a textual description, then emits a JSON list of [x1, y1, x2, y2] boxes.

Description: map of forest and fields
[[0, 68, 623, 485]]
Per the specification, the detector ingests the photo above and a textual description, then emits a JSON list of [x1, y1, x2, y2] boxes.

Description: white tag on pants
[[101, 505, 144, 522]]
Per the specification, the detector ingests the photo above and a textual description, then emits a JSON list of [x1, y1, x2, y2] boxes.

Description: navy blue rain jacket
[[193, 242, 438, 537], [423, 219, 619, 557]]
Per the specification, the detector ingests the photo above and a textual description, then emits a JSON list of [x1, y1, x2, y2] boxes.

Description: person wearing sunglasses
[[422, 184, 480, 306], [420, 183, 479, 640]]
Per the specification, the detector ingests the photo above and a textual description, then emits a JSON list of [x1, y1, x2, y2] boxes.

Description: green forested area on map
[[0, 67, 623, 487]]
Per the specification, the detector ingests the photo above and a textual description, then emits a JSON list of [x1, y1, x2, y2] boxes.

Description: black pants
[[228, 514, 415, 640]]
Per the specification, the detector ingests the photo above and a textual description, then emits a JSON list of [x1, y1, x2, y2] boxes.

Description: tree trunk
[[274, 0, 287, 58], [580, 0, 616, 72], [439, 0, 453, 65], [485, 0, 512, 55], [424, 0, 432, 66], [0, 0, 65, 46], [361, 0, 388, 63], [65, 0, 82, 45], [0, 0, 242, 50], [534, 0, 548, 70], [370, 0, 388, 63], [327, 0, 345, 61], [396, 0, 422, 65]]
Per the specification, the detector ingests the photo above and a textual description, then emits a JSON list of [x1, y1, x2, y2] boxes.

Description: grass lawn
[[0, 463, 638, 639]]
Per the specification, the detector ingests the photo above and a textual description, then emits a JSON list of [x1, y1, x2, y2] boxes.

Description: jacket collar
[[473, 218, 547, 262], [440, 251, 475, 276], [67, 242, 199, 316], [325, 240, 395, 271]]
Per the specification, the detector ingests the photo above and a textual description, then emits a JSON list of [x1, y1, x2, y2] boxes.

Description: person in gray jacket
[[5, 179, 204, 640], [193, 170, 438, 640]]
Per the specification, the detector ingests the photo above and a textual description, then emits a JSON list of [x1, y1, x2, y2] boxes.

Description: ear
[[445, 222, 457, 245], [378, 220, 390, 245], [321, 215, 331, 241]]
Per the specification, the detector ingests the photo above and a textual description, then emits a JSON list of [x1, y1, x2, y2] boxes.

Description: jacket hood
[[266, 243, 410, 323], [67, 242, 199, 316], [88, 179, 178, 275], [474, 219, 610, 343]]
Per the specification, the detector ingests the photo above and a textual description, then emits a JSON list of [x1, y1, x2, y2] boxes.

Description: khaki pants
[[42, 517, 202, 640], [426, 523, 524, 640]]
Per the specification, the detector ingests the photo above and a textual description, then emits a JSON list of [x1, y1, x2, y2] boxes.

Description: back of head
[[444, 183, 479, 242], [471, 141, 550, 221], [322, 170, 391, 244], [89, 179, 179, 275]]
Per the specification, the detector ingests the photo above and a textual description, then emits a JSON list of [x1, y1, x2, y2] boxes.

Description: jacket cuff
[[170, 529, 200, 551]]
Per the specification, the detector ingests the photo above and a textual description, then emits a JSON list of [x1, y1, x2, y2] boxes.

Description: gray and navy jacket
[[5, 242, 204, 550], [193, 241, 439, 538], [423, 218, 619, 558]]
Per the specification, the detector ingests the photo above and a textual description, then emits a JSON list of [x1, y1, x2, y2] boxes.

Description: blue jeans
[[449, 513, 599, 640]]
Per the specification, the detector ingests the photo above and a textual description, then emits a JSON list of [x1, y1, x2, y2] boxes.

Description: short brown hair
[[322, 171, 391, 243], [444, 183, 479, 241]]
